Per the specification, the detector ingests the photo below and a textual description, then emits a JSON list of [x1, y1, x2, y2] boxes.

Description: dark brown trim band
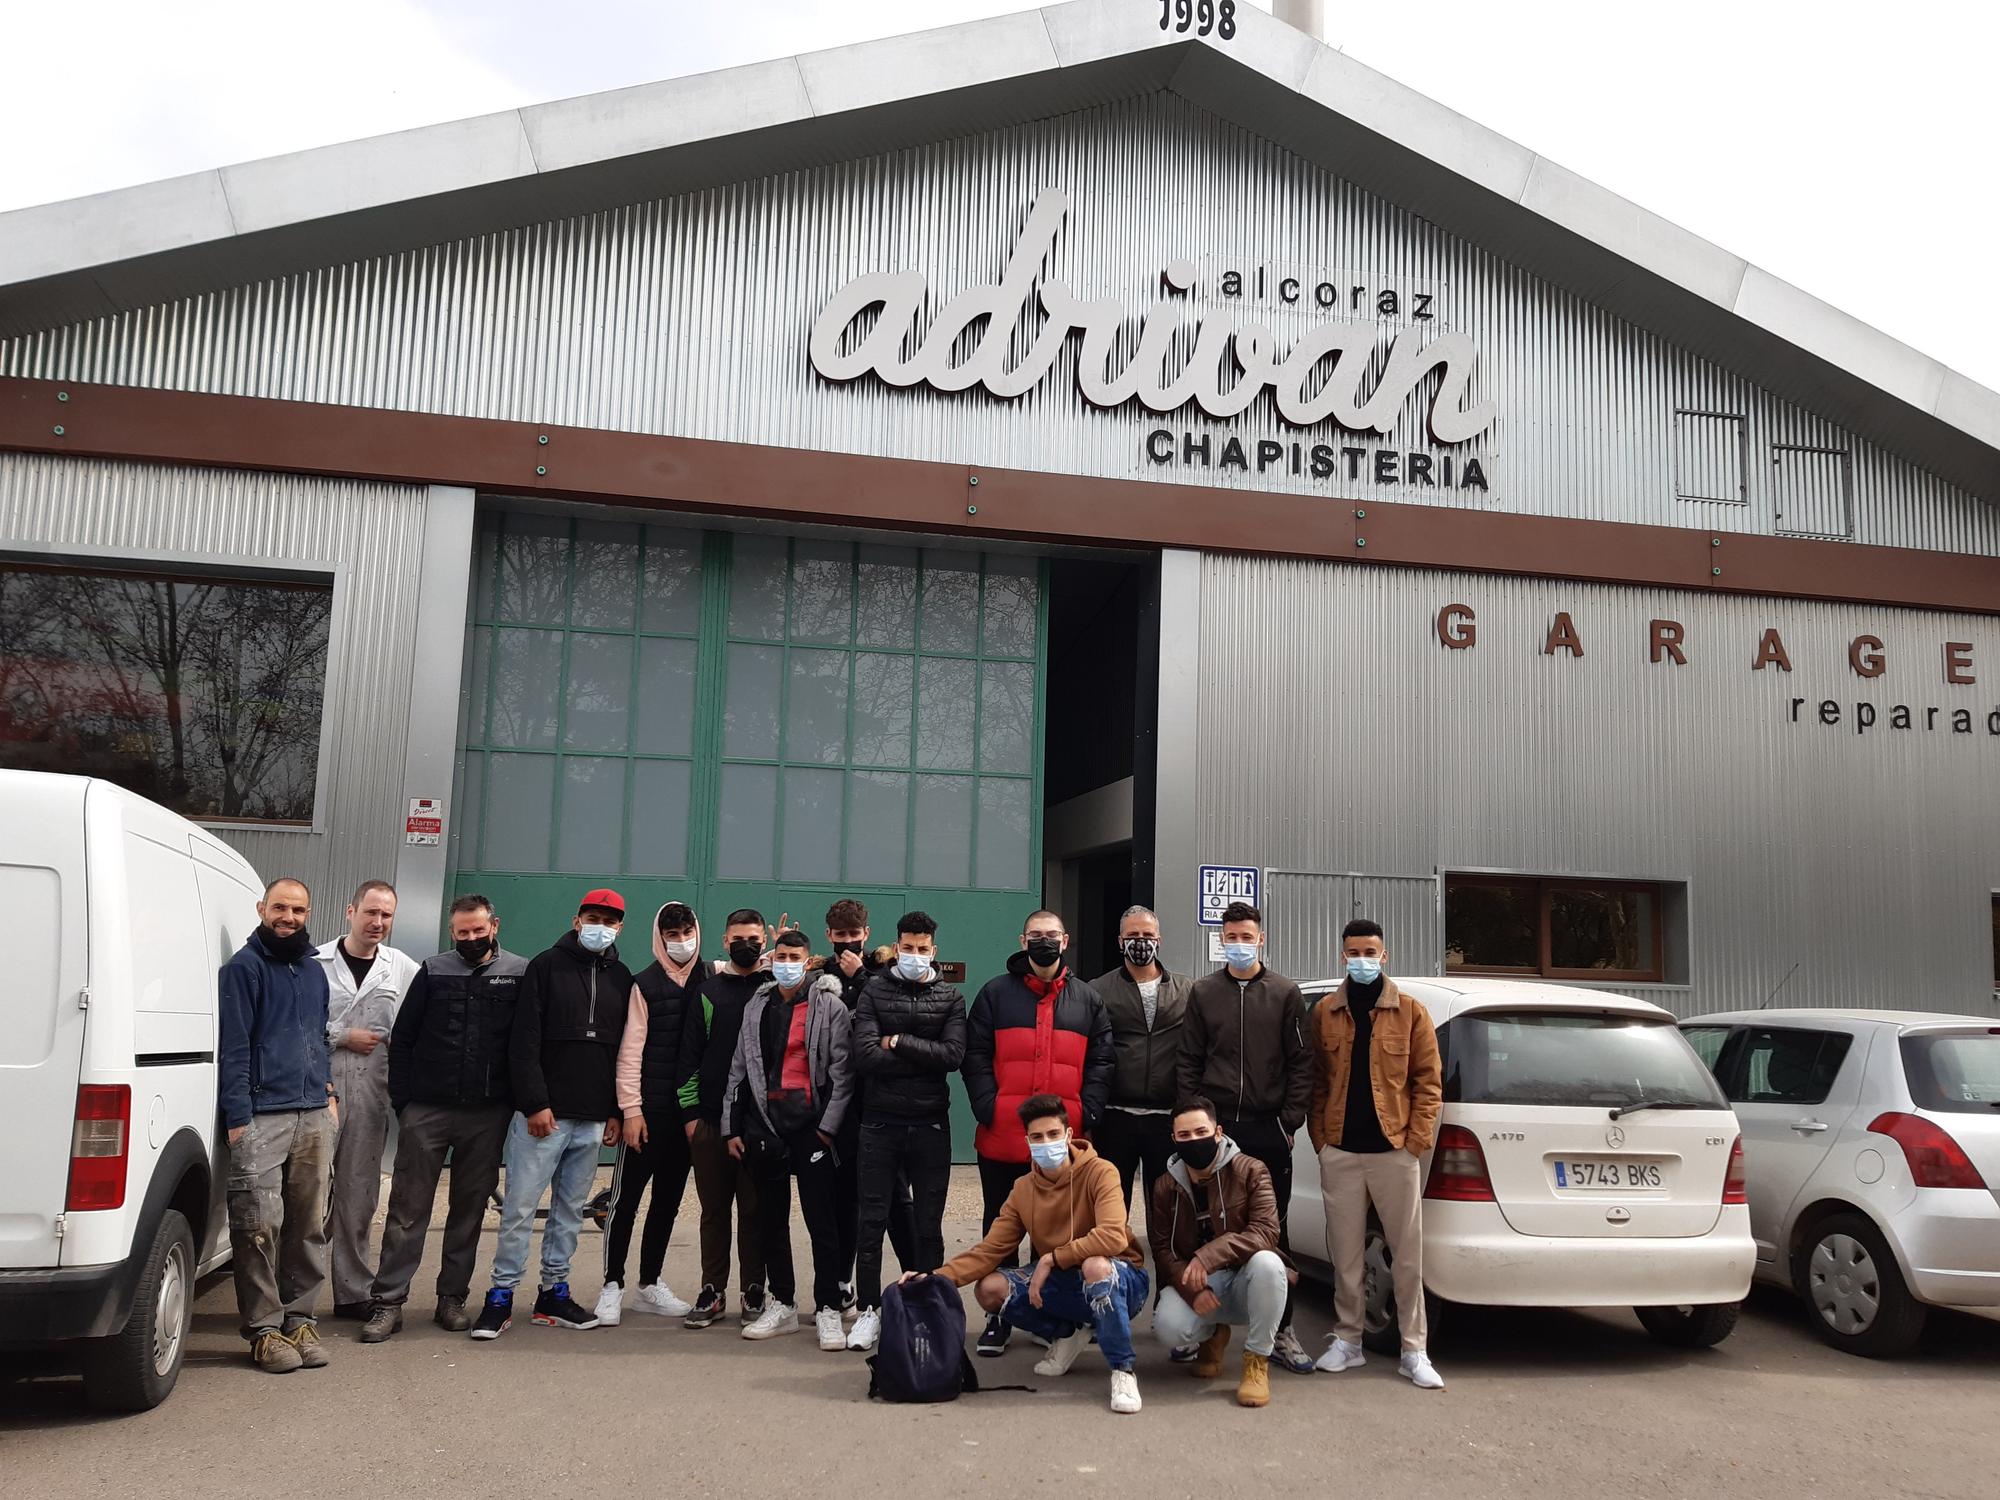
[[4, 377, 1996, 615]]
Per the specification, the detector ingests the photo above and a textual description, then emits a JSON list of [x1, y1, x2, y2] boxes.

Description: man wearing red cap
[[470, 889, 633, 1339]]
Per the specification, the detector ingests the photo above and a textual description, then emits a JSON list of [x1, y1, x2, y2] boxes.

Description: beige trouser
[[1319, 1145, 1427, 1352]]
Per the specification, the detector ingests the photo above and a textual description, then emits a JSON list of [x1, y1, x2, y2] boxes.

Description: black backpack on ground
[[867, 1275, 979, 1402]]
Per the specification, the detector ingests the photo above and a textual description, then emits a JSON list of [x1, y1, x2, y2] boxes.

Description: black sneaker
[[976, 1312, 1011, 1357], [683, 1284, 724, 1329], [532, 1281, 600, 1329], [469, 1289, 512, 1341], [739, 1284, 767, 1326]]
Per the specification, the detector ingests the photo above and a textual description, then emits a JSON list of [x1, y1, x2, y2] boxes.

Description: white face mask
[[665, 937, 699, 963]]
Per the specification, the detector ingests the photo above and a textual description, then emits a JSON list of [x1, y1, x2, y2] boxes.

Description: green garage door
[[448, 509, 1047, 1157]]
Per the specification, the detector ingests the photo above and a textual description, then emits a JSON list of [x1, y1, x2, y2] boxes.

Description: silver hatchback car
[[1680, 1010, 2000, 1357]]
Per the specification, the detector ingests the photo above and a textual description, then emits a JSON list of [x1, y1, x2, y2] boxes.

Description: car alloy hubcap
[[1808, 1233, 1880, 1334], [155, 1242, 189, 1376], [1362, 1230, 1396, 1332]]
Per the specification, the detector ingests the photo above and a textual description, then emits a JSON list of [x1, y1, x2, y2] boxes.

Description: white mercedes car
[[1289, 977, 1755, 1352], [1680, 1009, 2000, 1357]]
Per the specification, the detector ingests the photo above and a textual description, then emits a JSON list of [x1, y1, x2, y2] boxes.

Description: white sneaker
[[1033, 1327, 1091, 1377], [815, 1307, 846, 1350], [1109, 1369, 1142, 1414], [633, 1282, 691, 1318], [1400, 1351, 1445, 1390], [593, 1282, 624, 1327], [1315, 1337, 1367, 1372], [741, 1301, 800, 1340], [846, 1308, 881, 1352]]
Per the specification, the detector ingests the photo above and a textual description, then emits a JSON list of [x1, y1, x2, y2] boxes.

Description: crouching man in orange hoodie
[[911, 1093, 1148, 1414]]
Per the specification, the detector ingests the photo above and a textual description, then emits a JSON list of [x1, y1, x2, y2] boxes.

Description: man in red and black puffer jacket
[[961, 908, 1114, 1357]]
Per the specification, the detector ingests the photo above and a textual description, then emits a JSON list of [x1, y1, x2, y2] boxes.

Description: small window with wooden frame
[[1445, 874, 1665, 983]]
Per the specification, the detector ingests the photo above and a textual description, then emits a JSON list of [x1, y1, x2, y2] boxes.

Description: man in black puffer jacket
[[844, 910, 967, 1352]]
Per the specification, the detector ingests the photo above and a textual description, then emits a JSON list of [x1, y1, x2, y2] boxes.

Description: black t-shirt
[[337, 941, 374, 992], [1341, 981, 1392, 1153]]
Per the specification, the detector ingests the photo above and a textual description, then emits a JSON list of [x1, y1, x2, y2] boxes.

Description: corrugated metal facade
[[1192, 552, 2000, 1013], [2, 93, 1994, 554], [0, 450, 430, 903]]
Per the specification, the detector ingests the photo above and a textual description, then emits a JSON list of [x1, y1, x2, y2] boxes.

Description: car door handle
[[1790, 1120, 1830, 1134]]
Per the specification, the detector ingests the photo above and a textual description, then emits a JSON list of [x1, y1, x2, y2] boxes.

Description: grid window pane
[[845, 770, 908, 884], [454, 750, 484, 865], [723, 643, 783, 759], [851, 653, 914, 767], [472, 521, 501, 622], [716, 764, 777, 879], [856, 545, 919, 648], [976, 777, 1031, 890], [571, 520, 639, 629], [978, 661, 1035, 774], [482, 753, 555, 870], [729, 534, 789, 640], [981, 554, 1040, 657], [782, 767, 844, 882], [492, 514, 570, 625], [789, 539, 854, 645], [785, 650, 850, 764], [556, 756, 626, 872], [635, 637, 697, 755], [629, 759, 691, 877], [916, 658, 977, 769], [489, 629, 563, 748], [920, 551, 980, 652], [460, 626, 491, 744], [563, 634, 633, 752], [912, 774, 973, 886], [641, 527, 703, 634]]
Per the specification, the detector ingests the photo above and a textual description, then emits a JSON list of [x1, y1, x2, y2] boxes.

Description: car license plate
[[1552, 1158, 1663, 1190]]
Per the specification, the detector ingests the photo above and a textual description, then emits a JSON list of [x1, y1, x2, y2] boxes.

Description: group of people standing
[[216, 876, 1445, 1415]]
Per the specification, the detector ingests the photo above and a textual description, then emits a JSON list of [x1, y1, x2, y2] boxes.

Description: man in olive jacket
[[1089, 904, 1193, 1211]]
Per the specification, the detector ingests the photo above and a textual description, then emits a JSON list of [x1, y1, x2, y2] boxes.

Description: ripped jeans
[[998, 1259, 1149, 1372]]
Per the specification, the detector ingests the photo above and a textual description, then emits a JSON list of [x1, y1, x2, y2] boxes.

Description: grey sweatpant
[[326, 1045, 393, 1307], [227, 1108, 337, 1340], [369, 1101, 511, 1308]]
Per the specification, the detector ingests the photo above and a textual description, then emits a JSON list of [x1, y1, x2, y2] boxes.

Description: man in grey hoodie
[[722, 929, 854, 1350]]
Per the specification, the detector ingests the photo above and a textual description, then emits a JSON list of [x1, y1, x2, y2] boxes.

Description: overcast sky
[[3, 0, 1992, 390]]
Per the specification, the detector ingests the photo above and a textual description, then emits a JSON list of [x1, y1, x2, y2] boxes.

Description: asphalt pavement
[[4, 1166, 1996, 1499]]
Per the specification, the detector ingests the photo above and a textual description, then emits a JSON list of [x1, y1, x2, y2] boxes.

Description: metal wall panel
[[0, 451, 430, 908], [1773, 445, 1854, 539], [1674, 410, 1746, 504], [3, 94, 1993, 555], [1265, 870, 1440, 981], [1188, 551, 2000, 1015]]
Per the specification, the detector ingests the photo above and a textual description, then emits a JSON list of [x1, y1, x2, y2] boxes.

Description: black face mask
[[258, 924, 312, 963], [1024, 937, 1063, 968], [1121, 937, 1160, 969], [832, 941, 864, 957], [455, 937, 494, 966], [728, 938, 764, 969], [1177, 1136, 1220, 1171]]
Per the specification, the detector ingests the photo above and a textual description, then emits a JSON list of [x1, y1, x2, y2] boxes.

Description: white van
[[0, 770, 263, 1410]]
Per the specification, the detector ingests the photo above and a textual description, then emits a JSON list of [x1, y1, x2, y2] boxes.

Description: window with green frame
[[714, 535, 1042, 891]]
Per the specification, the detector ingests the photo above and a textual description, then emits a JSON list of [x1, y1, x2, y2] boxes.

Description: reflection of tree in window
[[1550, 887, 1648, 972], [0, 562, 330, 821]]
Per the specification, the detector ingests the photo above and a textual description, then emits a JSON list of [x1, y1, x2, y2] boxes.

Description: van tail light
[[1868, 1112, 1987, 1190], [67, 1085, 132, 1211], [1424, 1124, 1495, 1201], [1721, 1136, 1748, 1204]]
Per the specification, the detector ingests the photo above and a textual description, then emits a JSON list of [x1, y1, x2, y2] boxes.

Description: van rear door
[[0, 772, 90, 1269]]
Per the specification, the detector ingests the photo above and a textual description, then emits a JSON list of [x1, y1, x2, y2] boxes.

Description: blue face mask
[[1346, 955, 1383, 984], [895, 951, 931, 981], [1222, 942, 1259, 969], [577, 923, 617, 954], [772, 960, 807, 988], [1029, 1140, 1070, 1172]]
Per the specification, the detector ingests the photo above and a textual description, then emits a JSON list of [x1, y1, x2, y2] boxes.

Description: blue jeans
[[1151, 1250, 1289, 1358], [489, 1115, 602, 1293], [999, 1260, 1150, 1372]]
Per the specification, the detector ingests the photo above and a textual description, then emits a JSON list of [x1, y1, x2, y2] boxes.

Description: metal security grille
[[1772, 444, 1854, 539]]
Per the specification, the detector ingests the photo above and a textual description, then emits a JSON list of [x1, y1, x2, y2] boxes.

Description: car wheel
[[1794, 1212, 1927, 1358], [82, 1209, 194, 1412], [1634, 1301, 1740, 1348], [1358, 1225, 1447, 1357]]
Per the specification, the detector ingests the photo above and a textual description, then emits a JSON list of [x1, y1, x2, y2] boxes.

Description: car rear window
[[1445, 1009, 1729, 1110], [1900, 1031, 2000, 1113]]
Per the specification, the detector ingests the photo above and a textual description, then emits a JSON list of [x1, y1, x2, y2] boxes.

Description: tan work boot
[[252, 1329, 303, 1373], [286, 1322, 330, 1369], [1237, 1351, 1271, 1408], [1191, 1325, 1231, 1379]]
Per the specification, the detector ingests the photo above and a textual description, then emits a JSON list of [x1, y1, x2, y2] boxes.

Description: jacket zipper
[[1237, 981, 1247, 1119]]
